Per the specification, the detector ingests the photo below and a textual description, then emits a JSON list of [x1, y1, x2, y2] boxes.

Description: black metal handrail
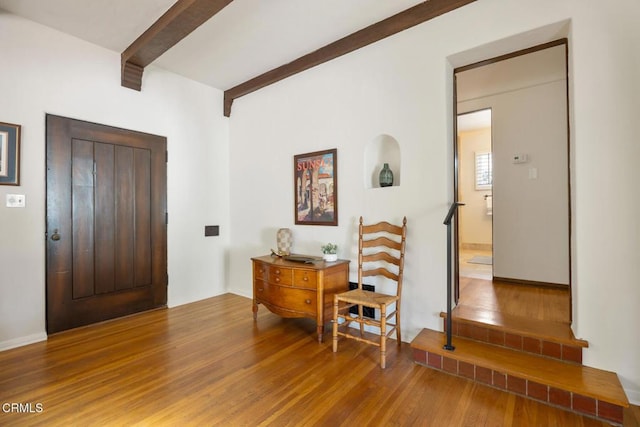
[[443, 202, 464, 351]]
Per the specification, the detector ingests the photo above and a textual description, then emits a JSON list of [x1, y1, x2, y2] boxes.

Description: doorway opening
[[453, 39, 572, 324], [457, 109, 493, 281]]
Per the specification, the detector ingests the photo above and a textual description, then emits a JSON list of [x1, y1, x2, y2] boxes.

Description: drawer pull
[[258, 288, 263, 292], [275, 277, 280, 283], [303, 276, 309, 281], [274, 269, 281, 275], [305, 299, 311, 304]]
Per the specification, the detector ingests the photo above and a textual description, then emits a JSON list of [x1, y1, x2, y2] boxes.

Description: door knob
[[51, 229, 61, 241]]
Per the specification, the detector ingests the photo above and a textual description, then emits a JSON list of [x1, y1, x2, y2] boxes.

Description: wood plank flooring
[[458, 276, 571, 324], [1, 293, 638, 426]]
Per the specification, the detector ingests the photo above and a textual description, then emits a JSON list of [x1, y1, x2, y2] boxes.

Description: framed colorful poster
[[294, 149, 337, 226], [0, 122, 21, 186]]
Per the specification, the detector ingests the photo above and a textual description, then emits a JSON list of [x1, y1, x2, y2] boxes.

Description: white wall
[[458, 46, 570, 285], [227, 0, 640, 403], [0, 12, 230, 349]]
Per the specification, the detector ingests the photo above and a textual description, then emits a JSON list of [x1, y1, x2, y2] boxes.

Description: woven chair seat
[[335, 289, 399, 307]]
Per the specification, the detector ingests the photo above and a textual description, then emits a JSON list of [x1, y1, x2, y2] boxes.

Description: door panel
[[71, 139, 96, 299], [46, 115, 167, 334], [134, 148, 152, 287], [115, 145, 135, 290], [95, 142, 115, 294]]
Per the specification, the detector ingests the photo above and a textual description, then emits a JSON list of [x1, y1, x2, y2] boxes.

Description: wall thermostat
[[512, 153, 529, 164]]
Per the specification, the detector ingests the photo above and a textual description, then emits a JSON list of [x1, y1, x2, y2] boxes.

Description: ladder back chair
[[332, 216, 407, 368]]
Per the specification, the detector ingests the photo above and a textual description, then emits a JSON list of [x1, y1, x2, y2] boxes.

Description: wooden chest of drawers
[[251, 255, 350, 342]]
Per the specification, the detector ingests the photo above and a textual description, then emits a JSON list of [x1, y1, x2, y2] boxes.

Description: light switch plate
[[6, 194, 26, 208]]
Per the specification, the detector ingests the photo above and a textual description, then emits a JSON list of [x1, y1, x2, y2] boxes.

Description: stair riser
[[413, 348, 623, 425], [447, 320, 583, 364]]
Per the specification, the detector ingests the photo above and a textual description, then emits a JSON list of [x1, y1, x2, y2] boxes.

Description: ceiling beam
[[122, 0, 233, 91], [223, 0, 476, 116]]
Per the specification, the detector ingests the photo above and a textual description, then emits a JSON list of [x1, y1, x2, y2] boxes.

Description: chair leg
[[332, 295, 339, 353], [396, 304, 402, 345], [358, 304, 364, 336], [380, 303, 387, 369]]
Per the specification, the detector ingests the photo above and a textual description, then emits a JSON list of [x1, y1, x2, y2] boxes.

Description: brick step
[[411, 328, 629, 425], [441, 305, 588, 364]]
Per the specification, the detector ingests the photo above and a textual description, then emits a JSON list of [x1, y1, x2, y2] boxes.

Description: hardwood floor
[[1, 294, 637, 426], [458, 248, 570, 324], [458, 276, 571, 324]]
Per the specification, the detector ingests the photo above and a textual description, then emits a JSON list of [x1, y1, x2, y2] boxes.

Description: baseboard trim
[[624, 388, 640, 406], [0, 332, 47, 352], [493, 276, 569, 289], [229, 289, 252, 299], [461, 243, 492, 251]]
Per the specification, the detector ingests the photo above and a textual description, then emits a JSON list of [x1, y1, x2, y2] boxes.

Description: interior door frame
[[452, 39, 572, 320]]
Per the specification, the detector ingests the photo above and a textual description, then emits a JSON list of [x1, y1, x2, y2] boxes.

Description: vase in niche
[[379, 163, 394, 187], [276, 228, 293, 255]]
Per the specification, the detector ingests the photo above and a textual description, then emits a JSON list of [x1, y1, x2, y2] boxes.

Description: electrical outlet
[[6, 194, 26, 208]]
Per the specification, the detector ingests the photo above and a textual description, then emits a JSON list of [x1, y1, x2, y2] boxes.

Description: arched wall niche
[[364, 134, 401, 189]]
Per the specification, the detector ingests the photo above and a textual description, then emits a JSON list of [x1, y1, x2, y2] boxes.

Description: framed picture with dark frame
[[0, 122, 21, 186], [294, 148, 338, 226]]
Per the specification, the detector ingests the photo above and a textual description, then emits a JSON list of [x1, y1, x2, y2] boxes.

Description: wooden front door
[[46, 115, 167, 334]]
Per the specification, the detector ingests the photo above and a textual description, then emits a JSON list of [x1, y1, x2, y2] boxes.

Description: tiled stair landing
[[410, 309, 629, 425], [441, 305, 588, 364]]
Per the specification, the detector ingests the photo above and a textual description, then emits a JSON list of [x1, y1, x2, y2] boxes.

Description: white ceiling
[[0, 0, 425, 90], [457, 109, 491, 132]]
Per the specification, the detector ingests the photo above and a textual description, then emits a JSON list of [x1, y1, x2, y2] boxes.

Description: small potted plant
[[321, 243, 338, 262]]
